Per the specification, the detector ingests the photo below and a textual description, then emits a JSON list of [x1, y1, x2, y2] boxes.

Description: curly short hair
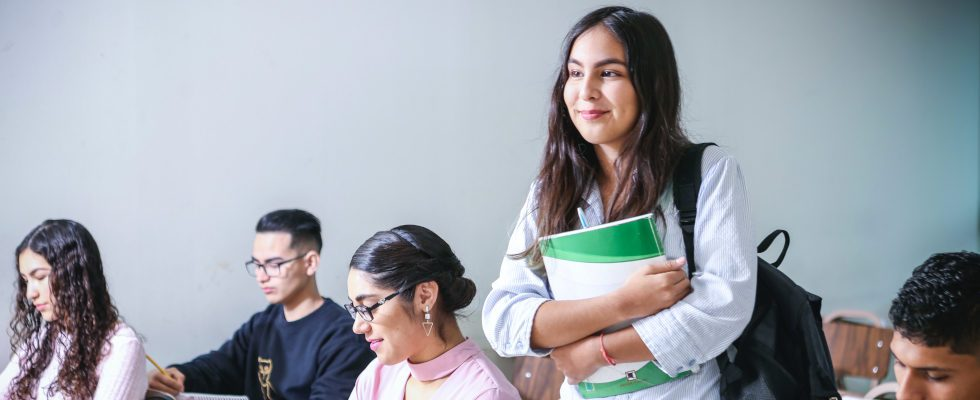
[[889, 251, 980, 356]]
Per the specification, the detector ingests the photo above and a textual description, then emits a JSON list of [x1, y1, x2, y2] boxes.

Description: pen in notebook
[[577, 207, 589, 228], [146, 354, 172, 378]]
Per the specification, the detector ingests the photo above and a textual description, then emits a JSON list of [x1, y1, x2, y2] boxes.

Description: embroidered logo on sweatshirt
[[258, 357, 275, 400]]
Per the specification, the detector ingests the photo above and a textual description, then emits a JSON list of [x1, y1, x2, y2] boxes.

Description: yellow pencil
[[145, 354, 172, 378]]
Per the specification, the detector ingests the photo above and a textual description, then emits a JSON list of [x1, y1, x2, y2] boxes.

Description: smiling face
[[891, 331, 980, 399], [251, 232, 316, 305], [563, 25, 639, 157], [18, 249, 56, 321], [347, 269, 428, 365]]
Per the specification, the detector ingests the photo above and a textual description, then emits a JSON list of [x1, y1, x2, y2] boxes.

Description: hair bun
[[442, 276, 477, 313], [446, 255, 465, 278], [351, 225, 476, 315]]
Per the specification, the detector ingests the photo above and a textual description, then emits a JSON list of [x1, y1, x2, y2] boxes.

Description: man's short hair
[[255, 209, 323, 253], [889, 251, 980, 356]]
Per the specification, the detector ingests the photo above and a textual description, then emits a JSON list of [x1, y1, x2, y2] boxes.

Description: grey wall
[[1, 0, 977, 375]]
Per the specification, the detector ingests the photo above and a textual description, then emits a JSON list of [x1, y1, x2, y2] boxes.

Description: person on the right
[[482, 6, 756, 399], [888, 251, 980, 400]]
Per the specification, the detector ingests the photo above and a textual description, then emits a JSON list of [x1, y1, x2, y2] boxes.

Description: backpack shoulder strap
[[672, 142, 716, 277]]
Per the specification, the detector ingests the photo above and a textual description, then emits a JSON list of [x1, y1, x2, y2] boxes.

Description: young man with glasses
[[147, 209, 374, 400], [889, 251, 980, 399]]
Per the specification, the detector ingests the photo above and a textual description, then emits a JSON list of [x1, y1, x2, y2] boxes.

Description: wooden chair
[[511, 356, 564, 400], [822, 310, 895, 398]]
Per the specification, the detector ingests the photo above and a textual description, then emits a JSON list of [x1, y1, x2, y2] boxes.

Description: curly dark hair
[[8, 220, 121, 399], [889, 251, 980, 356]]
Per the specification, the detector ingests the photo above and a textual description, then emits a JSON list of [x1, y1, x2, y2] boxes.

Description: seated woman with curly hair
[[0, 219, 148, 399]]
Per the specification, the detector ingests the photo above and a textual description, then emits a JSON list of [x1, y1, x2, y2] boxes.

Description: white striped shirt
[[481, 146, 757, 399]]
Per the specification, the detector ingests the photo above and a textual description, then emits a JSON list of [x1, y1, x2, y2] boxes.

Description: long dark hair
[[349, 225, 477, 340], [520, 6, 691, 265], [8, 220, 121, 400]]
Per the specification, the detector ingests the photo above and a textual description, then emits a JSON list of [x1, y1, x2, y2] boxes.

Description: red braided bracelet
[[599, 332, 617, 366]]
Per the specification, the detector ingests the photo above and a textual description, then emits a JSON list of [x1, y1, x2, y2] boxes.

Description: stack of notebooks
[[539, 213, 690, 398]]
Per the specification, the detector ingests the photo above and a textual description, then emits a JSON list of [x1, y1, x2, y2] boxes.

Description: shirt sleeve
[[173, 317, 255, 394], [481, 184, 554, 358], [0, 350, 22, 397], [309, 318, 376, 400], [473, 388, 518, 400], [632, 149, 757, 377], [94, 325, 149, 400], [346, 359, 378, 400]]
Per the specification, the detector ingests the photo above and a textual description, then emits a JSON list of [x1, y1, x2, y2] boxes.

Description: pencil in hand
[[146, 354, 172, 378]]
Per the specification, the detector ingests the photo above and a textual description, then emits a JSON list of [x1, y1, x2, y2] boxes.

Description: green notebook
[[539, 213, 690, 398]]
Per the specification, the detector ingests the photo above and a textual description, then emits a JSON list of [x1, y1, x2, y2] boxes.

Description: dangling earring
[[422, 304, 434, 337]]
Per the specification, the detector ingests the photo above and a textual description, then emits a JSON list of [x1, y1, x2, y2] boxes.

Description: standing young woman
[[346, 225, 519, 400], [0, 220, 148, 399], [482, 7, 756, 399]]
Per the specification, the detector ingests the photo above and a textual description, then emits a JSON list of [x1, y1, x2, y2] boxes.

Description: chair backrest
[[511, 356, 564, 400], [864, 382, 899, 399], [822, 310, 894, 390]]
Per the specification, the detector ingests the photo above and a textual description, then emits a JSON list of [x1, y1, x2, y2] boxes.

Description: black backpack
[[672, 143, 841, 400]]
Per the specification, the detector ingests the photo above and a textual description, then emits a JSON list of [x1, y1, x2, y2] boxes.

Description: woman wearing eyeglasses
[[345, 225, 519, 400], [0, 219, 148, 399]]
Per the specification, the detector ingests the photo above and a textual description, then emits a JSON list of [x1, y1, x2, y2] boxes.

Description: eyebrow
[[252, 256, 285, 263], [891, 352, 954, 372], [18, 270, 43, 281], [568, 57, 627, 68], [353, 294, 380, 303]]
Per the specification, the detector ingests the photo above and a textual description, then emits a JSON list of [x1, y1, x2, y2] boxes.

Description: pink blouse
[[349, 338, 519, 400]]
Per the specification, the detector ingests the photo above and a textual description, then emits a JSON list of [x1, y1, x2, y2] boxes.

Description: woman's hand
[[612, 257, 691, 320], [550, 335, 604, 385]]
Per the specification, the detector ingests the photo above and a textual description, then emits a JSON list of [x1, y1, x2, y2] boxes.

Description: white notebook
[[146, 389, 248, 400]]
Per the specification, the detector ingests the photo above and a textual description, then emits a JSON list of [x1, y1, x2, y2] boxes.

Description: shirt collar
[[407, 338, 480, 382]]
